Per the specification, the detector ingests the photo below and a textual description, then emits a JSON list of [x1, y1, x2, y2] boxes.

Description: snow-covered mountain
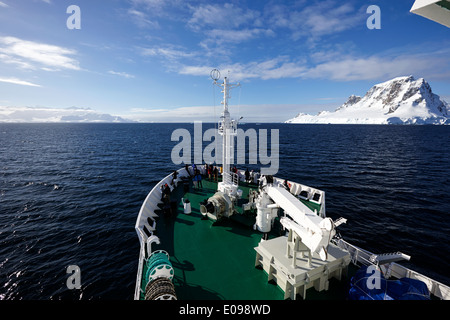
[[286, 76, 449, 125], [0, 105, 134, 123]]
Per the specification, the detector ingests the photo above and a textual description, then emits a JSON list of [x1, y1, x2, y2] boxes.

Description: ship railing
[[135, 167, 188, 242], [134, 166, 190, 299], [333, 238, 450, 300], [134, 240, 147, 300], [333, 238, 374, 266], [223, 171, 239, 186]]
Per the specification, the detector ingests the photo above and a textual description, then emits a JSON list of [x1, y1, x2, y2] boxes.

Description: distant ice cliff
[[0, 106, 134, 123]]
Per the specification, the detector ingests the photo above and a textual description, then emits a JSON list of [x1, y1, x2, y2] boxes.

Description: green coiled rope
[[144, 251, 173, 285]]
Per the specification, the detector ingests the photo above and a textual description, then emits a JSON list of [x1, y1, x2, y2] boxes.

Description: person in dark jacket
[[213, 166, 218, 182], [195, 169, 203, 189], [245, 168, 250, 183]]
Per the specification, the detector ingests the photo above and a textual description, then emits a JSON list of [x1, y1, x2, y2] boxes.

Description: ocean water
[[0, 123, 449, 300]]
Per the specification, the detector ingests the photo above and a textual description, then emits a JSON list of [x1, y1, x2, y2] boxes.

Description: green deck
[[142, 177, 350, 300]]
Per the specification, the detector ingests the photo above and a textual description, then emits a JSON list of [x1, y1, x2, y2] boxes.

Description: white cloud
[[204, 28, 275, 45], [0, 36, 80, 71], [127, 0, 184, 26], [179, 56, 306, 81], [128, 1, 364, 49], [188, 3, 261, 31], [178, 65, 214, 77], [0, 77, 41, 87], [177, 47, 450, 83], [304, 54, 449, 81], [187, 3, 271, 50], [130, 0, 167, 11], [128, 105, 220, 122], [127, 8, 160, 28], [0, 53, 34, 69], [264, 1, 364, 41], [141, 46, 195, 60], [128, 103, 326, 123], [298, 2, 363, 37], [0, 1, 9, 8], [127, 0, 364, 58], [108, 70, 135, 79]]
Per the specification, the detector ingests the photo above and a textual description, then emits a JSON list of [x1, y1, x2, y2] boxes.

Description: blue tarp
[[348, 265, 430, 300]]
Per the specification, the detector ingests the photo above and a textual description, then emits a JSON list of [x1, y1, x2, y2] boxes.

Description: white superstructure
[[411, 0, 450, 28]]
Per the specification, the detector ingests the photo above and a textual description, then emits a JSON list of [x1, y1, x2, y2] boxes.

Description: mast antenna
[[210, 69, 221, 82], [210, 69, 240, 198]]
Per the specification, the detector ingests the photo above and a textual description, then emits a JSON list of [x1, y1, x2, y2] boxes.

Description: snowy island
[[286, 76, 449, 125], [0, 106, 134, 123]]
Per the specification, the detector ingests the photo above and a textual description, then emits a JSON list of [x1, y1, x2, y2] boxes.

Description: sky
[[0, 0, 449, 122]]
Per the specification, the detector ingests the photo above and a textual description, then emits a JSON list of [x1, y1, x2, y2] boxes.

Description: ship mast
[[211, 69, 241, 197]]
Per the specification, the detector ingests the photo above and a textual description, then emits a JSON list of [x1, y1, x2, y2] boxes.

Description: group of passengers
[[184, 163, 221, 189]]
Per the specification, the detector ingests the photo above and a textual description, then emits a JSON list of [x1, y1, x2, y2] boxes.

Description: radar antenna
[[210, 69, 221, 82]]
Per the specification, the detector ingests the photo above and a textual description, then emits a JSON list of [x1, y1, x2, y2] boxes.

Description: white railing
[[133, 166, 190, 299], [334, 238, 450, 300], [223, 171, 239, 186], [334, 238, 374, 266]]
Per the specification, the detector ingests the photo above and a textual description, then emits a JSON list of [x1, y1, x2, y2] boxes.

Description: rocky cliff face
[[286, 76, 449, 124]]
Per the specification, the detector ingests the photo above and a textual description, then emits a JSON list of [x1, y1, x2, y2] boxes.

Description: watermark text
[[66, 5, 81, 30], [66, 265, 81, 290], [171, 122, 279, 175]]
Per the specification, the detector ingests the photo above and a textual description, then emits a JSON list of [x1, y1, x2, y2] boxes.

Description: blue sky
[[0, 0, 449, 122]]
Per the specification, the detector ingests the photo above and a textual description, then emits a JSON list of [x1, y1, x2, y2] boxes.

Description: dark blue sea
[[1, 123, 449, 299]]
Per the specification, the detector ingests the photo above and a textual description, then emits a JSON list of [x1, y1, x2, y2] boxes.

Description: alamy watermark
[[367, 5, 381, 30], [171, 121, 279, 176], [66, 5, 81, 30], [366, 264, 382, 290], [66, 265, 81, 290]]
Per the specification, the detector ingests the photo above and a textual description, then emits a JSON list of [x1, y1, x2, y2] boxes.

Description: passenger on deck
[[185, 164, 192, 177], [160, 184, 166, 200], [162, 183, 171, 202], [213, 166, 218, 182], [195, 169, 203, 189], [259, 175, 273, 188], [192, 173, 198, 189], [207, 164, 212, 181], [245, 168, 250, 183], [259, 175, 265, 188], [203, 164, 208, 177], [172, 170, 178, 187]]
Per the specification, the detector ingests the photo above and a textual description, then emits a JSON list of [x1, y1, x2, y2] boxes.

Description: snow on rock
[[286, 76, 450, 125], [0, 106, 134, 123]]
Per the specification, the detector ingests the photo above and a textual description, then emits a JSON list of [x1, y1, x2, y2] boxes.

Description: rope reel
[[145, 277, 177, 300], [143, 250, 177, 300], [144, 250, 174, 284]]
